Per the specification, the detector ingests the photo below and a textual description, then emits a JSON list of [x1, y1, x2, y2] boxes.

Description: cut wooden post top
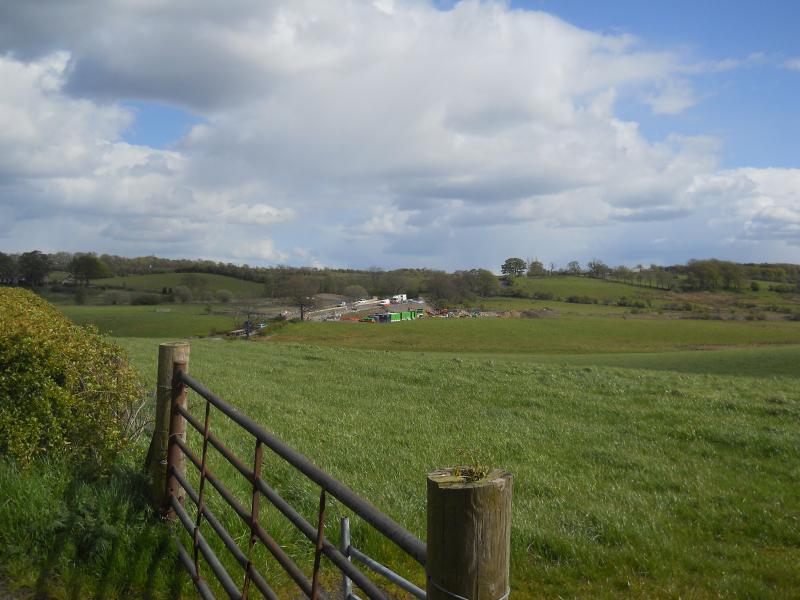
[[427, 467, 513, 488], [158, 340, 190, 356]]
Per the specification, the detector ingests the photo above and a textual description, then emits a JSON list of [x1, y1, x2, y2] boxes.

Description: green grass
[[0, 454, 184, 599], [513, 276, 800, 312], [112, 338, 800, 598], [517, 344, 800, 378], [8, 301, 800, 598], [94, 272, 265, 298], [60, 304, 239, 337], [513, 276, 661, 301], [264, 317, 800, 355], [477, 296, 633, 314]]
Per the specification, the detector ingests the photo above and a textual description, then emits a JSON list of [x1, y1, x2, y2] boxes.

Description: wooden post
[[426, 468, 513, 600], [145, 341, 190, 514]]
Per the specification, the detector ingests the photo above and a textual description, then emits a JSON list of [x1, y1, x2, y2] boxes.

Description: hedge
[[0, 288, 143, 466]]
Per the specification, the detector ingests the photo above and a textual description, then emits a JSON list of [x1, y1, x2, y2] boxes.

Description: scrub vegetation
[[0, 289, 143, 466]]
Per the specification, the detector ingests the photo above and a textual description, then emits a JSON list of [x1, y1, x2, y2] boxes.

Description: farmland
[[94, 272, 266, 298], [511, 276, 796, 311], [60, 304, 240, 338], [263, 316, 800, 355], [7, 277, 800, 598], [113, 336, 800, 598]]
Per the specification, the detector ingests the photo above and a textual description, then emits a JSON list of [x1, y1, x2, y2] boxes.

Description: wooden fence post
[[426, 468, 513, 600], [145, 341, 190, 515]]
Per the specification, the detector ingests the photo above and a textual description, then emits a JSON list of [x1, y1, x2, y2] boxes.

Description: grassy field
[[476, 296, 636, 315], [518, 344, 800, 378], [513, 276, 662, 301], [112, 337, 800, 599], [15, 300, 800, 597], [263, 317, 800, 355], [513, 276, 795, 311], [60, 304, 240, 337], [94, 272, 266, 298]]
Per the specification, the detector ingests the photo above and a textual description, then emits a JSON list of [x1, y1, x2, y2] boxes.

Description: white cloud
[[0, 1, 798, 268], [0, 52, 294, 262], [783, 57, 800, 70], [643, 79, 697, 114], [230, 240, 288, 262]]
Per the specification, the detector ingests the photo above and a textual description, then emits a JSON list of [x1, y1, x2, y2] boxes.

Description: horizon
[[3, 248, 799, 278]]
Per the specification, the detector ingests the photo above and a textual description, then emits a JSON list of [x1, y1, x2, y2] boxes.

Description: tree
[[567, 260, 582, 275], [48, 251, 73, 271], [614, 265, 633, 284], [68, 254, 111, 286], [216, 289, 233, 303], [686, 259, 722, 290], [181, 273, 208, 293], [285, 276, 319, 319], [343, 284, 369, 301], [425, 272, 462, 306], [719, 261, 744, 290], [500, 258, 526, 278], [527, 260, 546, 277], [18, 251, 50, 286], [470, 269, 500, 297], [173, 285, 193, 303], [586, 259, 608, 279], [0, 252, 17, 283]]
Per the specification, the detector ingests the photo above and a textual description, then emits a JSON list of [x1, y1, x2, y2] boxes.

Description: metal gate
[[165, 361, 426, 600]]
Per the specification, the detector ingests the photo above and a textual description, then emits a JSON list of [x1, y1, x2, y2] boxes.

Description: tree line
[[0, 250, 500, 306], [2, 250, 799, 304], [500, 257, 800, 291]]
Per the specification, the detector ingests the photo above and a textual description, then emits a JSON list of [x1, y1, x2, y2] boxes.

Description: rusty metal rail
[[167, 366, 426, 600]]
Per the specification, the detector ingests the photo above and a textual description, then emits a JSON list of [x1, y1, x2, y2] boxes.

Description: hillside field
[[115, 337, 800, 599], [513, 276, 795, 310], [94, 272, 266, 298]]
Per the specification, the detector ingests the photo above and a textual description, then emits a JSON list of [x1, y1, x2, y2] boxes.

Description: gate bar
[[172, 468, 280, 600], [175, 419, 390, 600], [178, 371, 426, 566], [175, 436, 313, 597], [171, 495, 242, 600], [175, 537, 216, 600]]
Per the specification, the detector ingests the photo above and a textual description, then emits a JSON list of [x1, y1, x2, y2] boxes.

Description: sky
[[0, 0, 799, 272]]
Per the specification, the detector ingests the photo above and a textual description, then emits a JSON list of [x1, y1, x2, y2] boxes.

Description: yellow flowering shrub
[[0, 288, 143, 466]]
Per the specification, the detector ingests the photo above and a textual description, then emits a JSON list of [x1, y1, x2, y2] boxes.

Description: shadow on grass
[[32, 463, 185, 600]]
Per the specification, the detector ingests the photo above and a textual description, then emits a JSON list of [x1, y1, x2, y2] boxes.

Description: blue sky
[[1, 0, 799, 270], [121, 101, 203, 149], [521, 0, 800, 168]]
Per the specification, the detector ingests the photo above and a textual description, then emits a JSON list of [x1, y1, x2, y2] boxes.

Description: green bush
[[130, 292, 161, 305], [0, 288, 144, 466], [216, 289, 233, 303]]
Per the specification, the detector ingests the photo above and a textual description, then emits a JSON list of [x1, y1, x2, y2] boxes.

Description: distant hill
[[93, 272, 265, 298]]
